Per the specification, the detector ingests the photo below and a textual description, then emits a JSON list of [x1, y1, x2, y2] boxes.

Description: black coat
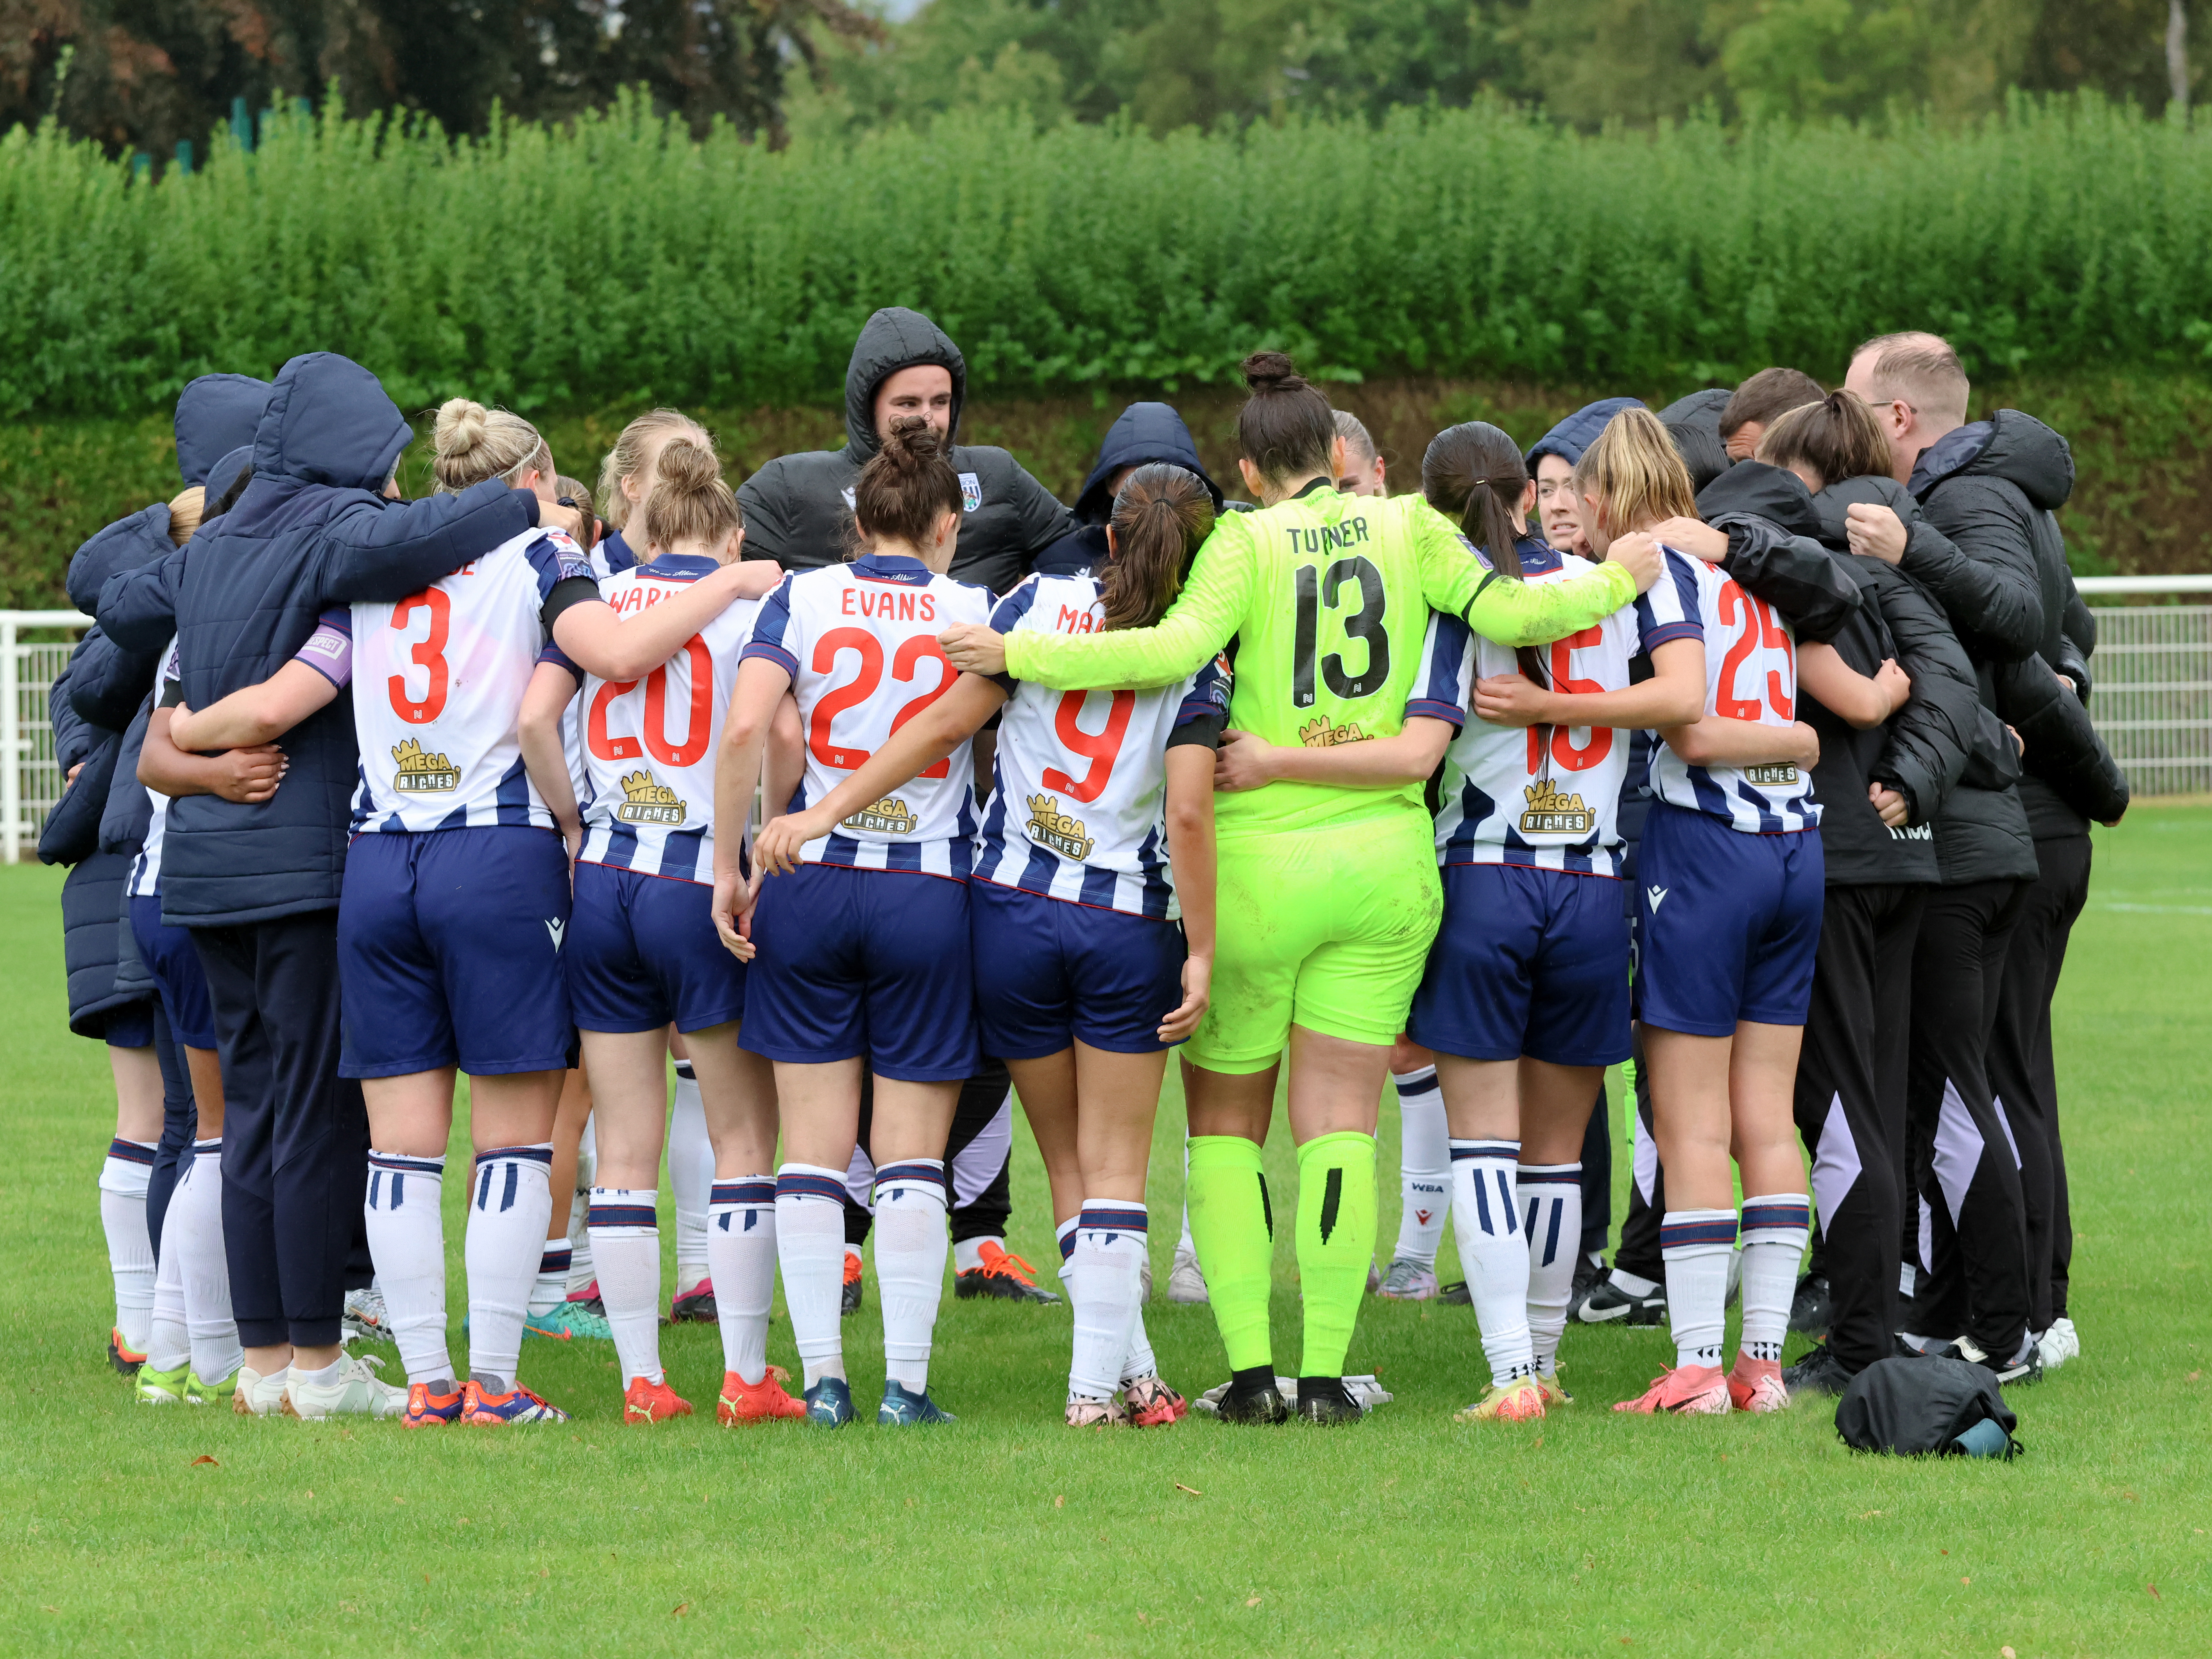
[[736, 307, 1075, 599], [1694, 462, 1862, 644], [1034, 402, 1226, 578], [1811, 476, 2036, 886], [1660, 388, 1733, 492], [1994, 653, 2128, 829], [1908, 411, 2072, 667], [99, 352, 541, 927]]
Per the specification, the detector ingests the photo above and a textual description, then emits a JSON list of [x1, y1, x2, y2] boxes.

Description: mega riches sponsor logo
[[1025, 794, 1094, 861], [1519, 779, 1594, 835], [1744, 763, 1800, 786], [391, 737, 460, 794], [616, 770, 687, 826], [1299, 716, 1369, 748], [843, 796, 919, 837]]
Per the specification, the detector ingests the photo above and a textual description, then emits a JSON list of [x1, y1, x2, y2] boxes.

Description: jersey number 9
[[1291, 557, 1390, 708]]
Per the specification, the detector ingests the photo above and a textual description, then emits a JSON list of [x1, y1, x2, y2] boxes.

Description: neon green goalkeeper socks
[[1185, 1135, 1274, 1373], [1296, 1130, 1377, 1380]]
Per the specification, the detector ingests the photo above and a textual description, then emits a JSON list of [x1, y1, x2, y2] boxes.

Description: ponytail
[[598, 408, 712, 531], [166, 485, 205, 548], [1422, 421, 1544, 684], [1102, 464, 1214, 632], [1237, 351, 1337, 486], [1573, 407, 1696, 539]]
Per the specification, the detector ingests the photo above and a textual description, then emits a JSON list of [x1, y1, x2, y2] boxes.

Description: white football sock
[[528, 1237, 572, 1318], [149, 1224, 190, 1373], [708, 1177, 777, 1385], [588, 1187, 663, 1386], [1660, 1209, 1738, 1370], [99, 1138, 157, 1350], [1738, 1193, 1811, 1364], [952, 1235, 998, 1276], [1177, 1140, 1195, 1256], [465, 1144, 553, 1393], [1520, 1162, 1582, 1375], [776, 1165, 850, 1386], [1069, 1202, 1147, 1400], [565, 1186, 595, 1295], [365, 1151, 451, 1385], [1449, 1139, 1532, 1387], [668, 1062, 711, 1289], [874, 1160, 948, 1394], [1392, 1068, 1450, 1269], [175, 1140, 240, 1385]]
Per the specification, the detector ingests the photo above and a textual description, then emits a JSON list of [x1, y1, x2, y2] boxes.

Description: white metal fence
[[2, 578, 2207, 860], [3, 610, 93, 863]]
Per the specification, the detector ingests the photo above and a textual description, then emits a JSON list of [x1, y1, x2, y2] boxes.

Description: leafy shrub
[[5, 91, 2212, 417]]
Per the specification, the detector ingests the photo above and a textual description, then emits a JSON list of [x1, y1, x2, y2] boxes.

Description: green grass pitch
[[2, 809, 2207, 1655]]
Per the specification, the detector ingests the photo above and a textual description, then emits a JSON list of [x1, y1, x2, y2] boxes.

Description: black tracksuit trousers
[[193, 912, 368, 1350], [1794, 884, 1925, 1374], [1987, 834, 2091, 1332], [1907, 878, 2032, 1361], [146, 1000, 195, 1255]]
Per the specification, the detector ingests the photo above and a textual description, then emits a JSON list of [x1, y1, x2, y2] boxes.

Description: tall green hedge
[[5, 91, 2212, 419]]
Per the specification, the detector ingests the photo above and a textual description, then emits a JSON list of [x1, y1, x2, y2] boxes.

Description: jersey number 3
[[388, 588, 451, 725], [1292, 556, 1389, 708]]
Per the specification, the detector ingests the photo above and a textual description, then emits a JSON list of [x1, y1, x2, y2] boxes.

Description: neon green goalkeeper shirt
[[1000, 481, 1639, 836]]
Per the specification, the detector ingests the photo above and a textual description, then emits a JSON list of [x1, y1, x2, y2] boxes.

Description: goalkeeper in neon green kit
[[942, 354, 1663, 1422]]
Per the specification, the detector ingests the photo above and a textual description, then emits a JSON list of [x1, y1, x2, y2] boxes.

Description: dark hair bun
[[1241, 350, 1306, 393], [882, 416, 945, 469]]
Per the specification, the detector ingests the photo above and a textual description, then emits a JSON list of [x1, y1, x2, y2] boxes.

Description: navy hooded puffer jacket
[[97, 352, 542, 927], [1526, 397, 1645, 473], [1034, 402, 1226, 578]]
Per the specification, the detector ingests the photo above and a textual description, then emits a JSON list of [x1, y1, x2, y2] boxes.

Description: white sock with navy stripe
[[776, 1165, 850, 1387], [565, 1119, 596, 1296], [1392, 1069, 1450, 1270], [1449, 1139, 1532, 1387], [149, 1219, 190, 1373], [528, 1237, 572, 1319], [1520, 1162, 1582, 1376], [466, 1144, 553, 1393], [99, 1138, 157, 1351], [365, 1151, 451, 1385], [1738, 1193, 1811, 1364], [669, 1062, 711, 1292], [1070, 1201, 1147, 1401], [589, 1187, 664, 1386], [874, 1160, 948, 1395], [176, 1140, 240, 1387], [1661, 1208, 1738, 1370], [708, 1176, 777, 1385]]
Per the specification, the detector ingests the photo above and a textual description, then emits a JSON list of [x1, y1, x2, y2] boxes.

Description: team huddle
[[50, 306, 2126, 1431]]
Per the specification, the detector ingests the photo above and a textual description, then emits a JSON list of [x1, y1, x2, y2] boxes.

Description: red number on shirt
[[1043, 689, 1136, 803], [886, 635, 956, 781], [643, 636, 713, 767], [808, 627, 885, 771], [1521, 626, 1614, 774], [387, 588, 451, 725], [587, 678, 642, 760], [1716, 580, 1792, 720]]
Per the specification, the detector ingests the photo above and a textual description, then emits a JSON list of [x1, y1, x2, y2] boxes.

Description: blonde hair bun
[[429, 399, 550, 495]]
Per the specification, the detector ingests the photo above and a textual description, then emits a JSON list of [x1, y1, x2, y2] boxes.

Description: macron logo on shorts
[[545, 918, 566, 953], [1646, 886, 1668, 912]]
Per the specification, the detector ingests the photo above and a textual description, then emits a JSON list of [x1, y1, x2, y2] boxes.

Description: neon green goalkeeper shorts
[[1182, 805, 1444, 1074]]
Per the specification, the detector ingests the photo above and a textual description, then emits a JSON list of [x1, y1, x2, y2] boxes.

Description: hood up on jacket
[[251, 352, 414, 491], [1909, 409, 2075, 510], [1696, 460, 1825, 540], [175, 374, 273, 487], [1659, 387, 1734, 491], [66, 511, 174, 615], [1526, 396, 1645, 471], [1072, 402, 1224, 522], [843, 307, 968, 460], [201, 444, 254, 513]]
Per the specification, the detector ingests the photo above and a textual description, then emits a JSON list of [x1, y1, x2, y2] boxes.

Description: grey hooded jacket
[[736, 308, 1074, 599]]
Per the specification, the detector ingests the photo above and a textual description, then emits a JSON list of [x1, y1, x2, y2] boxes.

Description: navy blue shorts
[[567, 860, 746, 1035], [1633, 801, 1823, 1037], [970, 879, 1187, 1058], [130, 893, 217, 1050], [741, 863, 979, 1083], [1407, 862, 1631, 1067], [338, 826, 574, 1078], [104, 1000, 155, 1050]]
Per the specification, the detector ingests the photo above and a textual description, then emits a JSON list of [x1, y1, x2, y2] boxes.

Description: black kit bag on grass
[[1835, 1357, 2022, 1459]]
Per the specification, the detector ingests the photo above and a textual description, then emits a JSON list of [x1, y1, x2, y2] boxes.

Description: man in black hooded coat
[[737, 309, 1077, 1303]]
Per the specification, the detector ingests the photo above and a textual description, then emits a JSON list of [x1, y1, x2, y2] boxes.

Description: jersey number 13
[[1291, 556, 1390, 708]]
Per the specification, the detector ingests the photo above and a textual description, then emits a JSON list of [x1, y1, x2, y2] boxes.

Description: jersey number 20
[[1292, 557, 1389, 708], [587, 637, 713, 766]]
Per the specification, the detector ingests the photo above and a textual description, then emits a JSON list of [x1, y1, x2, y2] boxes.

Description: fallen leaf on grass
[[1245, 1597, 1261, 1608], [1054, 1496, 1064, 1509], [1533, 1436, 1544, 1450], [1961, 1577, 1971, 1586], [1857, 1511, 1884, 1521], [1174, 1483, 1202, 1497], [2149, 1583, 2162, 1601], [191, 1455, 218, 1467], [39, 1607, 56, 1614], [421, 1575, 430, 1587], [2002, 1647, 2017, 1657], [672, 1603, 691, 1618], [2188, 1371, 2201, 1383]]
